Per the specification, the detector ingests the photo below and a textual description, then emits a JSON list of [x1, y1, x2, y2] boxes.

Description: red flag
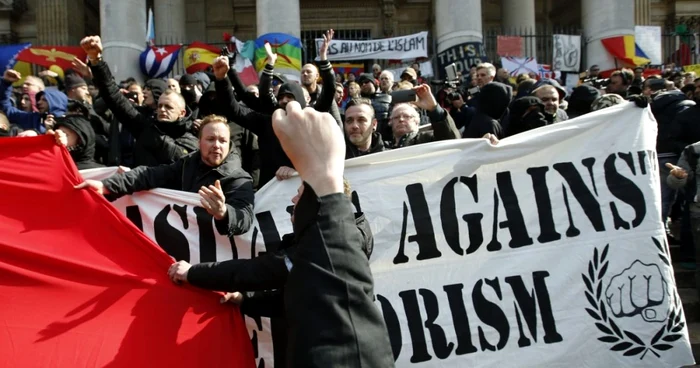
[[0, 137, 255, 367], [16, 46, 87, 71]]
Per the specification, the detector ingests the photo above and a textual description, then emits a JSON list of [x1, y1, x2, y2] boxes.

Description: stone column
[[502, 0, 536, 58], [634, 0, 651, 25], [100, 0, 146, 83], [154, 0, 186, 44], [36, 0, 85, 45], [256, 0, 300, 38], [435, 0, 482, 53], [582, 0, 635, 71]]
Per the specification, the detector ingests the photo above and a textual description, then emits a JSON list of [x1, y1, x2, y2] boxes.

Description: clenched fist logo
[[605, 260, 669, 323]]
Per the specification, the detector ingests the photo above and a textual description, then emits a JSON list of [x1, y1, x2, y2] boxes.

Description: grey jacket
[[666, 142, 700, 216]]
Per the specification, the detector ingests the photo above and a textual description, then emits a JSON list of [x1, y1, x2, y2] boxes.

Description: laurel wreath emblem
[[581, 238, 684, 359]]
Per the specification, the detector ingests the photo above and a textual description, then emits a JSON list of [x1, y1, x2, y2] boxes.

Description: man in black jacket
[[344, 97, 386, 158], [172, 102, 395, 367], [75, 115, 254, 240], [168, 180, 373, 366], [81, 36, 199, 167]]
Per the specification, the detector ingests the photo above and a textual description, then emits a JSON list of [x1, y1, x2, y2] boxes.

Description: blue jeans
[[659, 156, 679, 224]]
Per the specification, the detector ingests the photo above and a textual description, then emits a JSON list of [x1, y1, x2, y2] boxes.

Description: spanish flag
[[601, 35, 650, 67], [254, 33, 302, 74], [183, 41, 220, 74]]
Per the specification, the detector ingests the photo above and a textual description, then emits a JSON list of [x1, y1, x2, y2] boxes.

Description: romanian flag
[[601, 35, 650, 67], [184, 41, 220, 74], [16, 46, 87, 72], [253, 33, 302, 74]]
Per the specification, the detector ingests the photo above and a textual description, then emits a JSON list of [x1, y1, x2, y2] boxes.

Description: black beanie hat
[[64, 73, 87, 90], [178, 74, 198, 86], [567, 85, 601, 117], [144, 79, 167, 102], [277, 82, 307, 109], [358, 73, 377, 87]]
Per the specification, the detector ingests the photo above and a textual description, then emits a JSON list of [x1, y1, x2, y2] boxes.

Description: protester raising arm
[[213, 56, 268, 137], [312, 30, 340, 117], [81, 36, 150, 138], [0, 70, 46, 133], [414, 84, 461, 142], [222, 47, 262, 112], [258, 42, 280, 112], [271, 103, 395, 367]]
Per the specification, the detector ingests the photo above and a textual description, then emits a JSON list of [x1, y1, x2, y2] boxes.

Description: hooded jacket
[[89, 60, 199, 167], [345, 131, 386, 159], [463, 82, 510, 138], [54, 115, 104, 170], [651, 90, 695, 155], [567, 85, 601, 119], [0, 81, 67, 133], [505, 96, 549, 137]]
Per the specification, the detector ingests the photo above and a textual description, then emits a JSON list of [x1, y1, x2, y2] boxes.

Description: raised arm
[[0, 70, 43, 132], [81, 36, 150, 138], [312, 30, 337, 114], [212, 56, 267, 137], [258, 43, 280, 113], [414, 84, 460, 140]]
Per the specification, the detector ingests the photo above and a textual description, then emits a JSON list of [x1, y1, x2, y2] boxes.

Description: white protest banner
[[315, 32, 428, 61], [552, 34, 581, 72], [81, 104, 694, 367], [635, 26, 662, 65]]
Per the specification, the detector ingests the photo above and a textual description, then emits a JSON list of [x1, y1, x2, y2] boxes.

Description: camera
[[446, 91, 462, 101]]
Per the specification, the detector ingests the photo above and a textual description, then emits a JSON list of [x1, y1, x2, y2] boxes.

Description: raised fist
[[264, 42, 277, 66], [80, 36, 103, 60], [605, 260, 669, 323], [212, 56, 230, 81], [3, 69, 20, 83]]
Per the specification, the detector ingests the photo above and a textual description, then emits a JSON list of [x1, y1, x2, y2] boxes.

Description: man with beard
[[75, 114, 254, 238], [82, 35, 198, 167], [533, 84, 568, 123], [344, 98, 386, 158]]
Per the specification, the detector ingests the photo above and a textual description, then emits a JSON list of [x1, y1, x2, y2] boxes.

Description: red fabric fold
[[0, 136, 255, 367]]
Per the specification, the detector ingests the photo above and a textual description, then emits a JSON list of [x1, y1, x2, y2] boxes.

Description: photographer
[[446, 91, 473, 132]]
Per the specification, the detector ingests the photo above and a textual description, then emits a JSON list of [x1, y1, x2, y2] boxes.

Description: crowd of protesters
[[2, 27, 700, 366]]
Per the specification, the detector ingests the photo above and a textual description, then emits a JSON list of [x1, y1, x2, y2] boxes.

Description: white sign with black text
[[81, 103, 694, 368]]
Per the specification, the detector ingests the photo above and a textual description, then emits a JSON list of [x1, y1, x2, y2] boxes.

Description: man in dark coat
[[463, 81, 510, 138], [50, 114, 104, 170], [171, 102, 395, 367], [75, 115, 254, 240], [344, 98, 386, 158], [168, 180, 373, 366], [385, 84, 460, 148], [81, 36, 199, 167], [213, 55, 303, 187]]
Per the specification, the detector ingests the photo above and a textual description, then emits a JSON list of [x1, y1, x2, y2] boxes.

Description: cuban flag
[[139, 45, 182, 79]]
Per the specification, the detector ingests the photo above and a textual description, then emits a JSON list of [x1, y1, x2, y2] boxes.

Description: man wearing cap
[[81, 35, 198, 167], [358, 72, 392, 141], [400, 67, 418, 86], [65, 72, 110, 164]]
